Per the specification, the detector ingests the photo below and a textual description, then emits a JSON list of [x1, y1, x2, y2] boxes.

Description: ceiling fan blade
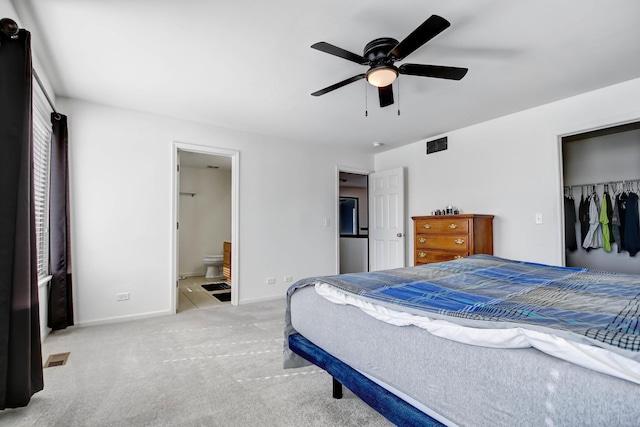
[[378, 85, 394, 108], [388, 15, 450, 60], [311, 42, 368, 65], [399, 64, 468, 80], [311, 74, 366, 97]]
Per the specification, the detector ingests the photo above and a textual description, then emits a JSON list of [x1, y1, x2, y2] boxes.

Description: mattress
[[288, 283, 640, 426]]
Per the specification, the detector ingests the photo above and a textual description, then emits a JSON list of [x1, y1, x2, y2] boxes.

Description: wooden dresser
[[412, 214, 494, 265], [223, 241, 231, 283]]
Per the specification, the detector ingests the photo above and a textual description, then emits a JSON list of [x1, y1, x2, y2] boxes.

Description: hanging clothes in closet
[[583, 191, 602, 250], [616, 190, 628, 253], [579, 190, 591, 251], [564, 189, 578, 251], [611, 185, 623, 253], [624, 191, 640, 257], [569, 180, 640, 256], [600, 188, 613, 252]]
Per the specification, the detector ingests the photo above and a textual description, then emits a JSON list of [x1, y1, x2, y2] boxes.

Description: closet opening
[[561, 121, 640, 274]]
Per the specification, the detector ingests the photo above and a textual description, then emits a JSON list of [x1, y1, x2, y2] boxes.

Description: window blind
[[32, 81, 53, 279]]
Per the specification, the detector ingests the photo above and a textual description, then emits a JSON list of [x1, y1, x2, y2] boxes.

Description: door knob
[[397, 233, 403, 237]]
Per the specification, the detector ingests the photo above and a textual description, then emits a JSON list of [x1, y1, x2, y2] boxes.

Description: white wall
[[179, 166, 231, 276], [563, 129, 640, 273], [375, 78, 640, 267], [59, 97, 373, 325]]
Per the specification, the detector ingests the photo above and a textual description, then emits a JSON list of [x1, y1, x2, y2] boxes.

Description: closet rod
[[564, 179, 640, 189]]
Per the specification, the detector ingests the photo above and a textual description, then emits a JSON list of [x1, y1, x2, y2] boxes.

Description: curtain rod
[[2, 17, 59, 117], [33, 68, 59, 117]]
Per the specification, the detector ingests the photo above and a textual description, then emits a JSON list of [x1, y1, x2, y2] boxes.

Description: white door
[[368, 167, 405, 271]]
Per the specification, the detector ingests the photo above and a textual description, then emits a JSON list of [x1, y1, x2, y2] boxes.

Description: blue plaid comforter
[[286, 255, 640, 360]]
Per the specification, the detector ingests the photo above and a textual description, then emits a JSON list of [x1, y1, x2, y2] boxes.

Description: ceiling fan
[[311, 14, 468, 108]]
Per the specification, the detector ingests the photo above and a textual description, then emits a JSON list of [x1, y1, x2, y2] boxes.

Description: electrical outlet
[[535, 213, 543, 225], [284, 276, 293, 283], [116, 292, 130, 301], [266, 277, 276, 285]]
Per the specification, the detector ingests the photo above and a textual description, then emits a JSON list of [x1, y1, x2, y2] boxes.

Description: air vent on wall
[[426, 137, 448, 154]]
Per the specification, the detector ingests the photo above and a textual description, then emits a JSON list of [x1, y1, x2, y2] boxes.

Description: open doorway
[[177, 152, 232, 312], [338, 171, 369, 273], [171, 142, 239, 313]]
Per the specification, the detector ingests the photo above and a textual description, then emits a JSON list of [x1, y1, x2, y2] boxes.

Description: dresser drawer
[[414, 219, 441, 233], [415, 218, 470, 234], [415, 250, 468, 264], [415, 234, 469, 250], [437, 218, 469, 233]]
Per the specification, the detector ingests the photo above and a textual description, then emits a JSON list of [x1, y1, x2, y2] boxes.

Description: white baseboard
[[238, 294, 285, 305], [76, 309, 173, 327]]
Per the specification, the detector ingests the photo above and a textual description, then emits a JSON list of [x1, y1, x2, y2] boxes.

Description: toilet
[[203, 255, 223, 279]]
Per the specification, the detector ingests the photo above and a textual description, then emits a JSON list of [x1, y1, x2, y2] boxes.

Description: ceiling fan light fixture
[[366, 66, 398, 88]]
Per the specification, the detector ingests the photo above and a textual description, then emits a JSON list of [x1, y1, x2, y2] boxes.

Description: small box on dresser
[[412, 214, 494, 265]]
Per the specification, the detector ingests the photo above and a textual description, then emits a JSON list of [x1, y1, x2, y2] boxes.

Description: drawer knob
[[448, 224, 458, 229], [423, 224, 431, 229], [454, 255, 464, 260], [454, 238, 465, 245], [418, 237, 426, 243], [418, 252, 426, 258]]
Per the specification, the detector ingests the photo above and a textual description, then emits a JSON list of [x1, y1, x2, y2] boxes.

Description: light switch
[[535, 213, 543, 225]]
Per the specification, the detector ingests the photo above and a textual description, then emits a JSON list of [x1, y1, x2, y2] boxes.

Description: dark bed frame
[[288, 333, 444, 427]]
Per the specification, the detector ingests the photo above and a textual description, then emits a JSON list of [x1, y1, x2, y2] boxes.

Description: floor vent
[[44, 352, 70, 368]]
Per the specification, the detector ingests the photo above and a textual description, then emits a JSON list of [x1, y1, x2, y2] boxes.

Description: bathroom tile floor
[[178, 275, 231, 313]]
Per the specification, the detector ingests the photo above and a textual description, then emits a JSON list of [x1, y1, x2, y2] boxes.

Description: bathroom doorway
[[337, 168, 370, 274], [171, 142, 239, 313]]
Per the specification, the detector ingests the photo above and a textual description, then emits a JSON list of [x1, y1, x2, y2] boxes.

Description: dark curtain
[[48, 114, 74, 330], [0, 25, 44, 409]]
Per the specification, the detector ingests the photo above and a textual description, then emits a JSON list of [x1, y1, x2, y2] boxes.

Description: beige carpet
[[0, 298, 392, 427]]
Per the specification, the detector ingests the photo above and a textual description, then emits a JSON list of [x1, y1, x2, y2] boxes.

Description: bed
[[283, 254, 640, 426]]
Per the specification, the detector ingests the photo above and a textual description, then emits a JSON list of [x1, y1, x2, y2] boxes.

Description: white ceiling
[[13, 0, 640, 153]]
